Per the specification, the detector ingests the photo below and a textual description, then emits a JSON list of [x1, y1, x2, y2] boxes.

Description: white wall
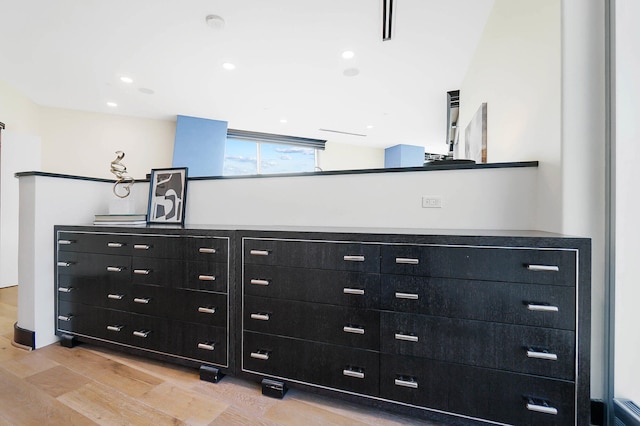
[[0, 131, 41, 287], [38, 107, 176, 180], [186, 166, 538, 229], [614, 0, 640, 405], [0, 79, 40, 135], [458, 0, 562, 232], [318, 141, 384, 171]]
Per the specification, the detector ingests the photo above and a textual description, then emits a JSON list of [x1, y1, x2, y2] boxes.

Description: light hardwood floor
[[0, 286, 442, 425]]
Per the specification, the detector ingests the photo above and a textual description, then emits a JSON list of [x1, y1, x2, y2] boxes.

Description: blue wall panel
[[172, 115, 228, 177]]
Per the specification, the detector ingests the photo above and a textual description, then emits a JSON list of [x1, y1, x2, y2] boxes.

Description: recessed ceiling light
[[120, 76, 133, 84], [366, 125, 374, 129], [222, 62, 235, 70], [205, 14, 225, 30], [106, 102, 118, 107], [280, 119, 288, 124], [342, 50, 355, 59], [343, 68, 360, 77]]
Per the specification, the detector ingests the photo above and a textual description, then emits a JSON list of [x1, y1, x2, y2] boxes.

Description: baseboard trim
[[591, 399, 605, 426], [13, 322, 35, 350]]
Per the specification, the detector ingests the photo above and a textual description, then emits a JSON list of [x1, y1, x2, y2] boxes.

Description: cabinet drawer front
[[57, 252, 131, 283], [243, 238, 380, 272], [127, 313, 171, 352], [380, 354, 575, 426], [243, 331, 379, 396], [131, 258, 184, 287], [57, 232, 132, 255], [129, 234, 182, 259], [381, 313, 575, 380], [184, 236, 229, 263], [175, 290, 227, 327], [57, 302, 132, 346], [183, 261, 228, 293], [381, 245, 577, 286], [244, 264, 380, 308], [245, 296, 379, 350], [174, 322, 227, 366], [381, 275, 576, 330], [128, 285, 173, 317], [57, 274, 131, 310]]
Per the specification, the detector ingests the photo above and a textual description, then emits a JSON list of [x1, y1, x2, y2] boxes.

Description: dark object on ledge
[[425, 159, 476, 166]]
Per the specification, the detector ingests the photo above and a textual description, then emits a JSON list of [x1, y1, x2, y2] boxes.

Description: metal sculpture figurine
[[110, 151, 135, 198]]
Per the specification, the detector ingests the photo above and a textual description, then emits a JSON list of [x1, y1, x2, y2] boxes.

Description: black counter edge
[[16, 161, 538, 183]]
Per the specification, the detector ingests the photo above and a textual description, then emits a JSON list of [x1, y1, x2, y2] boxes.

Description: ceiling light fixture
[[342, 50, 355, 59], [280, 119, 288, 123], [106, 102, 118, 107], [120, 76, 133, 84], [205, 14, 225, 30], [222, 62, 235, 70]]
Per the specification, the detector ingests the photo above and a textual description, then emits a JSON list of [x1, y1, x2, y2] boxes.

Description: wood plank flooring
[[0, 286, 442, 425]]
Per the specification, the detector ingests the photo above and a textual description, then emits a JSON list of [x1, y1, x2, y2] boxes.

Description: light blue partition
[[172, 115, 228, 177], [384, 144, 425, 168]]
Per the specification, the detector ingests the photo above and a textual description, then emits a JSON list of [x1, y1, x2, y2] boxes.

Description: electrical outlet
[[422, 197, 442, 208]]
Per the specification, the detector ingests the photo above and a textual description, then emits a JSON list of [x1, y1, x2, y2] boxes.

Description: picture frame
[[147, 167, 188, 225]]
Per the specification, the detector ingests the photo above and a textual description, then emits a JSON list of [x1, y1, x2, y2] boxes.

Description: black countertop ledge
[[15, 160, 538, 182]]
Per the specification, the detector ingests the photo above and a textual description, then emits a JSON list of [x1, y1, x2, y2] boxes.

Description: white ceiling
[[0, 0, 494, 150]]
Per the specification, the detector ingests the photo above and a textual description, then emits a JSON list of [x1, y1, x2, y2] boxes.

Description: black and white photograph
[[147, 167, 188, 224]]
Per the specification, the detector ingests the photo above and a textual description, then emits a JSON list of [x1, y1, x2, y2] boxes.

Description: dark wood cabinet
[[54, 226, 590, 425], [239, 231, 590, 426], [54, 226, 234, 373]]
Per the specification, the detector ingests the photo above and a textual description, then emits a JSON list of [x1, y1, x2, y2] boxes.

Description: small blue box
[[384, 144, 425, 168]]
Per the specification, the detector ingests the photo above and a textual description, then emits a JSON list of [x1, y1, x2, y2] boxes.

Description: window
[[223, 130, 325, 176]]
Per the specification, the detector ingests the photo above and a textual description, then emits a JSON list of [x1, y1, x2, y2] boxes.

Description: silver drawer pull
[[57, 261, 71, 267], [395, 333, 419, 342], [343, 369, 365, 379], [133, 269, 151, 275], [250, 351, 270, 360], [527, 303, 559, 312], [394, 378, 418, 389], [108, 294, 124, 300], [106, 325, 123, 332], [396, 257, 419, 265], [133, 297, 150, 304], [133, 330, 150, 338], [343, 255, 365, 262], [395, 292, 419, 300], [198, 307, 217, 314], [250, 250, 270, 256], [526, 401, 558, 416], [58, 287, 73, 293], [107, 242, 124, 248], [106, 266, 123, 272], [343, 326, 365, 334], [526, 349, 558, 361], [251, 313, 270, 321], [199, 275, 216, 281], [57, 315, 72, 322], [250, 279, 270, 286], [526, 264, 560, 272], [199, 248, 216, 254], [133, 244, 150, 250], [58, 239, 73, 245], [198, 343, 215, 351], [343, 288, 365, 295]]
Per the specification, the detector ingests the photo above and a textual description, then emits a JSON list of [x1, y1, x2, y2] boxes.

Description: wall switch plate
[[422, 197, 442, 208]]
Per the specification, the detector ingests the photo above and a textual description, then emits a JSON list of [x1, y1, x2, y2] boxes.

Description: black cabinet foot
[[262, 378, 287, 399], [199, 365, 224, 383], [59, 334, 78, 348]]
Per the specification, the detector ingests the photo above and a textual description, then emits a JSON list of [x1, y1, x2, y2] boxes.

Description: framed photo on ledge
[[147, 167, 188, 225]]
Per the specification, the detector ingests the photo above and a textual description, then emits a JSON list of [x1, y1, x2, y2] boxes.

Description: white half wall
[[0, 130, 41, 288]]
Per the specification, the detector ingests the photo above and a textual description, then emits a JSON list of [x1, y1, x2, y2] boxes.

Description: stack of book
[[93, 213, 147, 226]]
